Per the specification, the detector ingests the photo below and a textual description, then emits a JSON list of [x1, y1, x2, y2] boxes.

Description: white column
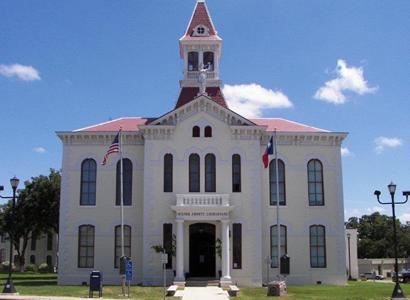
[[175, 219, 185, 282], [221, 220, 231, 282]]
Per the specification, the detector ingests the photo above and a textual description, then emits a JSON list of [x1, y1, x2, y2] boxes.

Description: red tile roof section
[[184, 1, 216, 38], [251, 118, 329, 133], [75, 117, 150, 132], [175, 87, 227, 109]]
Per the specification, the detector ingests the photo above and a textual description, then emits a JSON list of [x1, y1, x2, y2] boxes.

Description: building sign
[[177, 212, 229, 217]]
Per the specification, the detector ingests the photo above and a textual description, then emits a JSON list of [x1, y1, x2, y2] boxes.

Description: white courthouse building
[[57, 0, 347, 287]]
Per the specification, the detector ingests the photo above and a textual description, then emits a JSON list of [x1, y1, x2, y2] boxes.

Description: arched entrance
[[189, 223, 216, 277]]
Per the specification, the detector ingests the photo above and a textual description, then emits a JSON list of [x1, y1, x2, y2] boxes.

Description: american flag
[[101, 130, 121, 165]]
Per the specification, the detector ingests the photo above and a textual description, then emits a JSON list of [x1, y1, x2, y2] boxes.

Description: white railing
[[176, 194, 230, 206], [186, 71, 216, 80]]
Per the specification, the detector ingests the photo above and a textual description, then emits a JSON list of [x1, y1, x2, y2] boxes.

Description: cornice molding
[[56, 132, 144, 145]]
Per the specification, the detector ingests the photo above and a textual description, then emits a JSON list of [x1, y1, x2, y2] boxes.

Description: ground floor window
[[115, 225, 131, 268], [270, 225, 287, 268], [310, 225, 326, 268], [78, 225, 95, 268], [232, 223, 242, 269]]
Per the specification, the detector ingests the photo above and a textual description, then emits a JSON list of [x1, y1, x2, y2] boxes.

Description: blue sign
[[126, 260, 133, 281]]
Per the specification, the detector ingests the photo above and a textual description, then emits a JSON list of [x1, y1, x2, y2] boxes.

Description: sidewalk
[[176, 286, 229, 300]]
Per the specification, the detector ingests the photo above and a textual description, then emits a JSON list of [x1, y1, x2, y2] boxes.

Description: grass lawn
[[1, 273, 410, 299], [0, 273, 168, 299], [238, 281, 410, 300]]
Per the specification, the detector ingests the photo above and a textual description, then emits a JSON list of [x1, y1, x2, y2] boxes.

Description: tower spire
[[175, 0, 227, 109]]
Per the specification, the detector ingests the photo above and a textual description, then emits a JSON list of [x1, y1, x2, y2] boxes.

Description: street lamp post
[[0, 176, 20, 294], [347, 232, 352, 280], [374, 182, 409, 300]]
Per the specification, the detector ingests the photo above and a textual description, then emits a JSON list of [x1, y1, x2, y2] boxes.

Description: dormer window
[[192, 25, 210, 37]]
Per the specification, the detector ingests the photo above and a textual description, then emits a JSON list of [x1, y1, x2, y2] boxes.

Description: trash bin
[[89, 270, 103, 298]]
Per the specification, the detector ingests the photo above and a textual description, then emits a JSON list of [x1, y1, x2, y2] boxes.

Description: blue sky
[[1, 0, 410, 221]]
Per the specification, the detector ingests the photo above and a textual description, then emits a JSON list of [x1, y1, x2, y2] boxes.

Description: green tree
[[0, 169, 60, 271], [356, 212, 409, 259]]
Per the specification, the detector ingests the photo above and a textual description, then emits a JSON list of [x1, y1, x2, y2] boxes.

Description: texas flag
[[262, 135, 274, 168]]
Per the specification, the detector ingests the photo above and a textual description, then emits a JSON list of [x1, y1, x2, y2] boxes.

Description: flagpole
[[119, 128, 124, 258], [274, 128, 281, 276]]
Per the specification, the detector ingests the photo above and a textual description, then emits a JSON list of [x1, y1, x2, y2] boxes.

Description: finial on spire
[[197, 0, 205, 3]]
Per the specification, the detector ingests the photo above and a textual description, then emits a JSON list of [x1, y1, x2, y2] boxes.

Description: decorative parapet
[[176, 194, 230, 206], [172, 194, 233, 221]]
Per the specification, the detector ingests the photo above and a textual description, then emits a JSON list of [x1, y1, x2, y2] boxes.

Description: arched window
[[114, 225, 131, 268], [269, 159, 286, 205], [116, 158, 133, 206], [188, 52, 199, 71], [78, 225, 95, 268], [204, 126, 212, 137], [189, 154, 200, 192], [30, 255, 36, 265], [205, 154, 216, 192], [80, 159, 97, 206], [164, 154, 173, 192], [232, 154, 241, 192], [203, 52, 214, 71], [308, 159, 324, 206], [270, 225, 287, 268], [310, 225, 326, 268], [192, 126, 200, 137]]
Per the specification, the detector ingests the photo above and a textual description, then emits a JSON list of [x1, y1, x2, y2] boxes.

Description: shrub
[[24, 263, 37, 272], [1, 261, 16, 272], [38, 263, 49, 273]]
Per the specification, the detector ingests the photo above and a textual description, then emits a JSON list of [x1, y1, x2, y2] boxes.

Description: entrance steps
[[186, 278, 220, 287]]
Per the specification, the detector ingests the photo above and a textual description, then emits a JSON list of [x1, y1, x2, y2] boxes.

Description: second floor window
[[232, 154, 241, 192], [308, 159, 324, 206], [205, 154, 216, 192], [189, 154, 200, 192], [164, 154, 173, 192], [116, 158, 133, 206], [269, 159, 286, 205], [80, 159, 97, 206], [192, 126, 200, 137]]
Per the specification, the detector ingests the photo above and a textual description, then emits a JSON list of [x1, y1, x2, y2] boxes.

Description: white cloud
[[366, 206, 385, 214], [314, 59, 377, 104], [400, 213, 410, 223], [0, 64, 41, 81], [374, 136, 403, 154], [341, 147, 352, 157], [222, 83, 293, 118], [33, 147, 46, 154]]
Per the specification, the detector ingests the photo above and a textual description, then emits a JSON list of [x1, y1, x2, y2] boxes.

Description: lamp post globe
[[388, 182, 397, 195], [10, 177, 19, 190]]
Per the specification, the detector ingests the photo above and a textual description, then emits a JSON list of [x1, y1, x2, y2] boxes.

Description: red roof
[[74, 117, 327, 134], [75, 117, 151, 132], [181, 1, 217, 40], [175, 87, 227, 109], [251, 118, 328, 133]]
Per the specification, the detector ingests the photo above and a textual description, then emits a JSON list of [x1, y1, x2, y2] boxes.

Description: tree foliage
[[346, 212, 410, 259], [0, 169, 60, 271]]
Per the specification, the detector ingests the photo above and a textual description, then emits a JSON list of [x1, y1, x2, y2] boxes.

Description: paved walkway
[[175, 286, 229, 300]]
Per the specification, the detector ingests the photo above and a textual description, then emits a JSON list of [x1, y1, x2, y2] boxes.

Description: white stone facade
[[56, 0, 348, 287]]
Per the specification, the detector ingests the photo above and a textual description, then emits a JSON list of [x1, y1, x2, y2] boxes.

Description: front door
[[189, 223, 216, 277]]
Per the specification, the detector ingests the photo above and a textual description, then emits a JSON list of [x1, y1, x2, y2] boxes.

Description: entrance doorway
[[189, 223, 216, 278]]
